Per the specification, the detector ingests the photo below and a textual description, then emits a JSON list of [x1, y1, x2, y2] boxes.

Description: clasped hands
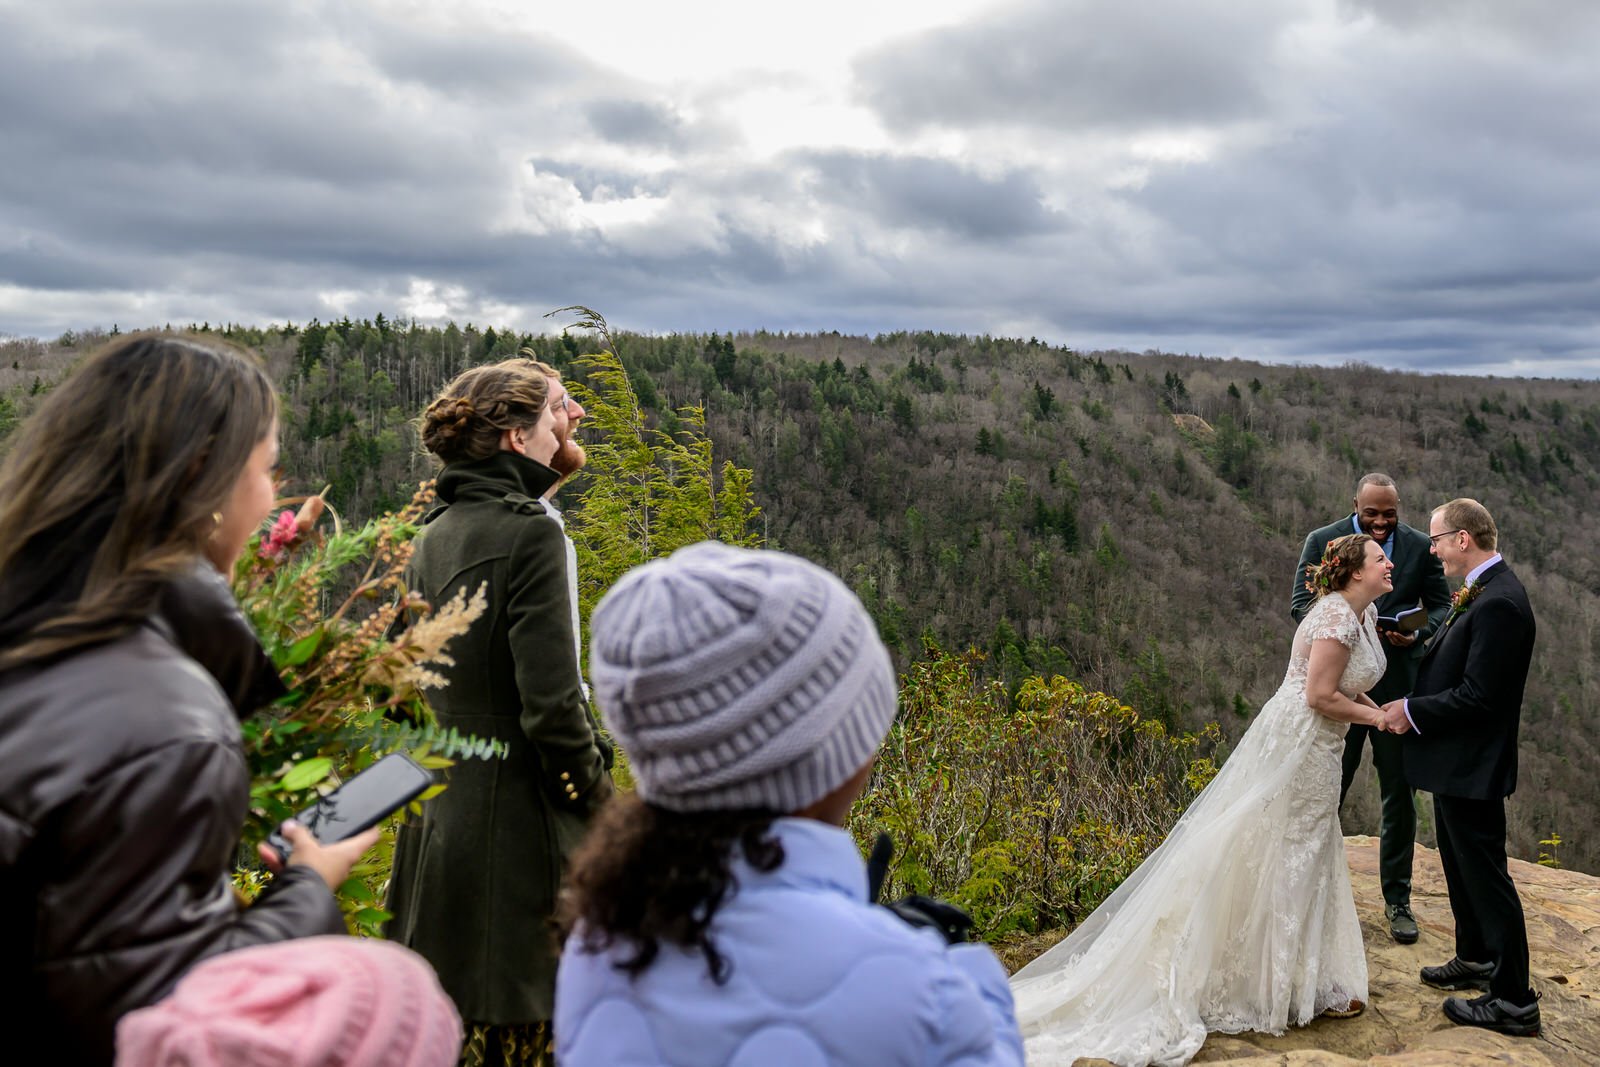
[[1374, 700, 1412, 734]]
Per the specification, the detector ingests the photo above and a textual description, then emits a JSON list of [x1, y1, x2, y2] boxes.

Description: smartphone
[[266, 752, 434, 865]]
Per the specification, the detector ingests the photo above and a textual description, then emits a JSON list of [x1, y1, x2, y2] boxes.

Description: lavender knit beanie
[[589, 541, 897, 813]]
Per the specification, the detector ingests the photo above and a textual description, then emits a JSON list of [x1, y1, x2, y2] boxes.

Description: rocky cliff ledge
[[1008, 836, 1600, 1066]]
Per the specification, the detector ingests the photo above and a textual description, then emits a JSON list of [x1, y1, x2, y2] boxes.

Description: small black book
[[1376, 605, 1428, 634]]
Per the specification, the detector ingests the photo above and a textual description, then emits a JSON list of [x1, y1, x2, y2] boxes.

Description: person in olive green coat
[[387, 360, 613, 1066]]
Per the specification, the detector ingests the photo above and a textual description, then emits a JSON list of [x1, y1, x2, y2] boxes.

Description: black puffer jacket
[[0, 564, 345, 1065]]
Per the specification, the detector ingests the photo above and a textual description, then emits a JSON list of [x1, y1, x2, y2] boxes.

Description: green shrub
[[852, 642, 1220, 940]]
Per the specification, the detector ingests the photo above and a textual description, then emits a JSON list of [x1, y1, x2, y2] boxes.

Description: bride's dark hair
[[1303, 533, 1373, 598]]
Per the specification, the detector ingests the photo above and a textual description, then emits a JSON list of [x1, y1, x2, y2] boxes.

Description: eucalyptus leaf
[[339, 877, 378, 904], [282, 627, 325, 667], [278, 756, 333, 791]]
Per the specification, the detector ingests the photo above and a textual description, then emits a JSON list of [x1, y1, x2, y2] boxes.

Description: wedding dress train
[[1011, 592, 1382, 1066]]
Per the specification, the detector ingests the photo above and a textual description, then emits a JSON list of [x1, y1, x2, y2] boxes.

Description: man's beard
[[550, 433, 587, 478]]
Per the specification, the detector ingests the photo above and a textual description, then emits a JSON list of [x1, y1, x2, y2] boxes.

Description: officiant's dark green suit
[[1292, 516, 1451, 913]]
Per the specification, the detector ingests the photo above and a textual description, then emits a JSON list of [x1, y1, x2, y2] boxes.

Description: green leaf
[[282, 627, 325, 668], [339, 877, 378, 904], [278, 756, 333, 791]]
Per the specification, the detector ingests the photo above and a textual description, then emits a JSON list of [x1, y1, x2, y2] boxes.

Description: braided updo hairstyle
[[419, 361, 552, 464], [1303, 532, 1374, 598]]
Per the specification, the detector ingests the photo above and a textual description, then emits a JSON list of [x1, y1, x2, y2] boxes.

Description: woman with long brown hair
[[0, 333, 377, 1065]]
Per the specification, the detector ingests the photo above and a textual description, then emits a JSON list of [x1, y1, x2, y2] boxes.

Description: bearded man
[[518, 356, 589, 691]]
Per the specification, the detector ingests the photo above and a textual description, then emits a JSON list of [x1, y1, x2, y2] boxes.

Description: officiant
[[1291, 472, 1450, 945]]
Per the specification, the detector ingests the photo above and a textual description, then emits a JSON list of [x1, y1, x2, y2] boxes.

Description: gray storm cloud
[[1, 0, 1597, 375]]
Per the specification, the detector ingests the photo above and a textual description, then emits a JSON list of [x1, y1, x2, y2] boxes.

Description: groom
[[1292, 473, 1450, 944], [1380, 498, 1539, 1037]]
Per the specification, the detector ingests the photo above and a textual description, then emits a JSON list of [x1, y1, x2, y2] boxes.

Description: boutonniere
[[1448, 582, 1483, 622]]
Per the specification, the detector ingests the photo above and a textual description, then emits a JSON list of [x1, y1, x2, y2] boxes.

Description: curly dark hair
[[557, 794, 784, 984]]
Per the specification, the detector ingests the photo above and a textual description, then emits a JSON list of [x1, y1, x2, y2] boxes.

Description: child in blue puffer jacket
[[555, 542, 1024, 1067]]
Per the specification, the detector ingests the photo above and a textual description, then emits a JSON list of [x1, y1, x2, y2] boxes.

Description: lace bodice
[[1283, 592, 1385, 698]]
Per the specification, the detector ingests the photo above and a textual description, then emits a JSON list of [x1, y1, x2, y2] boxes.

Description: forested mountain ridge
[[4, 322, 1597, 872]]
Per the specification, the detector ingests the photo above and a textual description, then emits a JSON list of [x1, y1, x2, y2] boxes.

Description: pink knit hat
[[115, 937, 462, 1067]]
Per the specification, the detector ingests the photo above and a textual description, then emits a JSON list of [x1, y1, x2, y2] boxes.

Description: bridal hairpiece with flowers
[[1303, 552, 1338, 596]]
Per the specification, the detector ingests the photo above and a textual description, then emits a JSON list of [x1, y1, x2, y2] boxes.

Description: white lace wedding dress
[[1011, 592, 1382, 1067]]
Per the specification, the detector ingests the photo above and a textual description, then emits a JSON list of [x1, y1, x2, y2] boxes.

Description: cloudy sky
[[3, 0, 1599, 376]]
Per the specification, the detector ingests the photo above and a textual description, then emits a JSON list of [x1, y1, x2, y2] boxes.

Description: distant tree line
[[5, 321, 1599, 873]]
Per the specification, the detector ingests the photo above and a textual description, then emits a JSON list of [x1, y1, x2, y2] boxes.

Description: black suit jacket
[[1291, 517, 1451, 704], [1402, 560, 1536, 800]]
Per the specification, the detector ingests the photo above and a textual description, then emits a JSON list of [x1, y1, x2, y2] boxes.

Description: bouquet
[[229, 481, 501, 933]]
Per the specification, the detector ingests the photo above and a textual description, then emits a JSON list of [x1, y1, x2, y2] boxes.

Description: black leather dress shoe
[[1421, 957, 1493, 991], [1385, 903, 1419, 944], [1442, 992, 1541, 1036]]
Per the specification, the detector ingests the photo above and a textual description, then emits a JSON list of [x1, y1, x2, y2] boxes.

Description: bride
[[1012, 533, 1394, 1066]]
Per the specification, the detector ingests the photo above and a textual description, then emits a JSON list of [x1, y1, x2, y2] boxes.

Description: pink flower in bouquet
[[260, 510, 299, 561], [259, 492, 328, 562]]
